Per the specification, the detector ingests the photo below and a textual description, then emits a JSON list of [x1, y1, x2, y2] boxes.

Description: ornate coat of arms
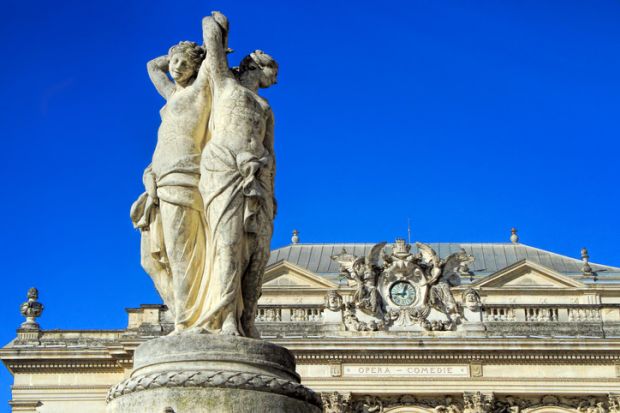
[[331, 239, 475, 331]]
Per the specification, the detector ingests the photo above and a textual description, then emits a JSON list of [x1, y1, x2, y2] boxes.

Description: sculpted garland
[[131, 11, 277, 337]]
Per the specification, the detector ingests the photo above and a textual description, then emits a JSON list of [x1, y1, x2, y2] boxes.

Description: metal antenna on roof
[[407, 218, 411, 245]]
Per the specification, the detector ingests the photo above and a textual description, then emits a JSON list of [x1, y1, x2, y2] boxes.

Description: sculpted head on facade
[[167, 41, 205, 86], [463, 288, 481, 311], [234, 50, 278, 89], [325, 290, 343, 311]]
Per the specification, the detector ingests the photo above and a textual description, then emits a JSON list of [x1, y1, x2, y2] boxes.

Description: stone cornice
[[12, 385, 112, 390], [274, 337, 620, 350], [294, 352, 620, 362], [5, 360, 125, 373]]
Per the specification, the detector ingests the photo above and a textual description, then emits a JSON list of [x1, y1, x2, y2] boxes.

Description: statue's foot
[[168, 326, 186, 336], [185, 326, 209, 335], [221, 314, 241, 336], [243, 323, 261, 339], [221, 323, 241, 336]]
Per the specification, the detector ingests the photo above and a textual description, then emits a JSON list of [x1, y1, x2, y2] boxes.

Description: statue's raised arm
[[147, 55, 175, 99], [202, 11, 231, 82]]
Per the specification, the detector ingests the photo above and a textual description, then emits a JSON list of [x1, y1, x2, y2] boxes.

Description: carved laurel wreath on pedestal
[[107, 369, 322, 407]]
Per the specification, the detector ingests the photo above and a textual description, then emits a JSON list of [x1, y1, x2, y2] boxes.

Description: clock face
[[389, 281, 416, 306]]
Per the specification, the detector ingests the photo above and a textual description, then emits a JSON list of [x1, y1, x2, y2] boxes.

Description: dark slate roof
[[267, 243, 620, 284]]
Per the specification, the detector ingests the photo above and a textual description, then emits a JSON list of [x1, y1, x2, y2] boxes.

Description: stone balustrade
[[256, 305, 324, 323], [482, 304, 612, 324], [254, 304, 615, 326]]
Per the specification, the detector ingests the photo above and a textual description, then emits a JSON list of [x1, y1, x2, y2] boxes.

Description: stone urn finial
[[20, 287, 43, 330], [510, 228, 519, 244], [291, 229, 299, 244], [581, 247, 594, 278]]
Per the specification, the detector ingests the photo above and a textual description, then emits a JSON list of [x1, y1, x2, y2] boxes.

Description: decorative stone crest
[[332, 240, 474, 332]]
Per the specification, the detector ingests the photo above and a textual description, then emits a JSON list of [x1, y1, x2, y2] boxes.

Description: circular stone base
[[106, 334, 321, 413]]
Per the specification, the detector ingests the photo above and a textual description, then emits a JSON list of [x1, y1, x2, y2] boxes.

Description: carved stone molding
[[469, 361, 483, 377], [464, 392, 494, 413], [334, 394, 619, 413], [9, 400, 43, 412], [329, 360, 343, 377], [322, 391, 352, 413], [609, 394, 620, 413], [106, 369, 322, 407], [493, 394, 614, 413], [293, 351, 620, 362]]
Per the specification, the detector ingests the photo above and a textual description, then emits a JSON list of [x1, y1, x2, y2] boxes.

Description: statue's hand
[[211, 11, 229, 33], [143, 168, 158, 201]]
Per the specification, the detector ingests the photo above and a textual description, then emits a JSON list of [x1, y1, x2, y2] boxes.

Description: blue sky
[[1, 0, 619, 407]]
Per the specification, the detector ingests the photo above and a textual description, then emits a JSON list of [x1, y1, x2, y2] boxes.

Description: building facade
[[3, 236, 620, 413]]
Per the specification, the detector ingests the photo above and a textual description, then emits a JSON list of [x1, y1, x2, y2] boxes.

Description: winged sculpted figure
[[416, 242, 474, 321], [331, 242, 386, 316]]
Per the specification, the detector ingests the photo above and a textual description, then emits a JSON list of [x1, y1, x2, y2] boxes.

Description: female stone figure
[[130, 37, 213, 334], [195, 11, 278, 337]]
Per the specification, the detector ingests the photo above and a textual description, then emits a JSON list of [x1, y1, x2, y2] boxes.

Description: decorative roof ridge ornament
[[291, 229, 299, 244], [581, 247, 595, 280], [510, 228, 519, 244]]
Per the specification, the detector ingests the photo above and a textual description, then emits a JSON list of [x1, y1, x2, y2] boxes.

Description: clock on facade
[[389, 281, 416, 306]]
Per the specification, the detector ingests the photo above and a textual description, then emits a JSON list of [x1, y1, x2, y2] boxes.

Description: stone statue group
[[130, 12, 278, 338]]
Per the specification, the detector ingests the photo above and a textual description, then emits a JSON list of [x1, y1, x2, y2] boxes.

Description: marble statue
[[130, 11, 277, 337]]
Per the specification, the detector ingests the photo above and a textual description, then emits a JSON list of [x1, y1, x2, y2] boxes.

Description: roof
[[267, 242, 620, 284]]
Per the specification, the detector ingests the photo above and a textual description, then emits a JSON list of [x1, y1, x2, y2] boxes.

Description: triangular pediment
[[472, 259, 585, 289], [262, 260, 337, 289]]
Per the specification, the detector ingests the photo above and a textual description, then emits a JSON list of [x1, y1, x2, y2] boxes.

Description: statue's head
[[168, 41, 205, 85], [236, 50, 278, 88]]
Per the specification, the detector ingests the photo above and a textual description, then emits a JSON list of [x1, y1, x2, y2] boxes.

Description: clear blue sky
[[1, 0, 619, 407]]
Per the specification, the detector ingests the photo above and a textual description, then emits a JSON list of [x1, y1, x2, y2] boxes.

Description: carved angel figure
[[416, 243, 474, 321], [332, 243, 386, 316]]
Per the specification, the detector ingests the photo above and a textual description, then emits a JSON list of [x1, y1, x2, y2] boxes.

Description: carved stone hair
[[168, 41, 206, 69], [235, 50, 278, 77]]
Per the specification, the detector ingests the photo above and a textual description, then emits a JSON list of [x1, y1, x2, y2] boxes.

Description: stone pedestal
[[106, 334, 321, 413]]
